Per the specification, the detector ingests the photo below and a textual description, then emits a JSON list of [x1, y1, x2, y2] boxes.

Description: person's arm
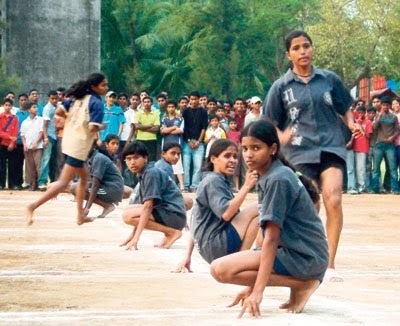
[[239, 222, 280, 318], [84, 176, 100, 214], [175, 236, 194, 273], [221, 170, 258, 221], [127, 199, 154, 250], [42, 119, 49, 148], [118, 123, 124, 137], [32, 131, 43, 151], [21, 135, 28, 152], [126, 123, 136, 144]]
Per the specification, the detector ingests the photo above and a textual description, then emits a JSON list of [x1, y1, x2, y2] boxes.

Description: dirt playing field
[[0, 190, 399, 325]]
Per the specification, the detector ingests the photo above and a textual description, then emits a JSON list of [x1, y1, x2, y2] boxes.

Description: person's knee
[[122, 210, 131, 224], [210, 259, 230, 283]]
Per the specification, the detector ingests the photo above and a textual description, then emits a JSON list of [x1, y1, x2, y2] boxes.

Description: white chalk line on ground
[[0, 296, 399, 324]]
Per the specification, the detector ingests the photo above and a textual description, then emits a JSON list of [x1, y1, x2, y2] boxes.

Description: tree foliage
[[101, 0, 400, 97], [307, 0, 400, 89]]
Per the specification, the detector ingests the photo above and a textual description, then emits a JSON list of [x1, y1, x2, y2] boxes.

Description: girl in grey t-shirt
[[211, 119, 328, 318]]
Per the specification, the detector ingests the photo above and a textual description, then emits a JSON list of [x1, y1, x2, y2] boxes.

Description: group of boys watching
[[1, 87, 398, 196], [345, 95, 400, 195]]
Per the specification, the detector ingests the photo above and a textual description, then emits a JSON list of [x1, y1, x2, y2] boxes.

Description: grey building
[[1, 0, 100, 100]]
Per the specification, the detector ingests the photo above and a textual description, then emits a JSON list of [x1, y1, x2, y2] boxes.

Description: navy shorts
[[65, 155, 85, 168], [152, 208, 186, 231], [295, 151, 345, 183], [226, 223, 242, 255], [253, 247, 291, 276]]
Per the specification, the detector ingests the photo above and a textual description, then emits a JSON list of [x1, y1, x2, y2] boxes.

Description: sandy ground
[[0, 190, 400, 325]]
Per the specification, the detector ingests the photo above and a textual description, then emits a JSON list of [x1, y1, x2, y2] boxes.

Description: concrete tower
[[2, 0, 100, 98]]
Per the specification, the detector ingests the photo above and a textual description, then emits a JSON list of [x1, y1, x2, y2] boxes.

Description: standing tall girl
[[26, 72, 108, 225], [263, 30, 359, 281], [211, 119, 328, 318]]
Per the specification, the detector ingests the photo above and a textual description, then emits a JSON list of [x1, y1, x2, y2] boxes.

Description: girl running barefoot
[[175, 139, 259, 272], [210, 119, 328, 318], [26, 72, 108, 226]]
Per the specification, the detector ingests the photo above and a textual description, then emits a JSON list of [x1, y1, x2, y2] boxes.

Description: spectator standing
[[0, 98, 19, 189], [370, 96, 399, 194], [20, 102, 44, 191], [37, 91, 58, 190], [353, 105, 373, 193], [134, 96, 160, 162], [182, 91, 208, 192], [99, 91, 126, 144]]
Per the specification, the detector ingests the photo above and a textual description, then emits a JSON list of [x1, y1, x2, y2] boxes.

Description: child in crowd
[[26, 72, 108, 226], [210, 119, 328, 318], [70, 145, 124, 219], [353, 106, 373, 193], [226, 118, 241, 191], [216, 106, 228, 131], [98, 91, 126, 145], [102, 133, 122, 171], [204, 114, 226, 158], [160, 99, 184, 190], [175, 139, 259, 272], [20, 103, 44, 191], [0, 98, 19, 190], [155, 142, 193, 211], [120, 141, 187, 250]]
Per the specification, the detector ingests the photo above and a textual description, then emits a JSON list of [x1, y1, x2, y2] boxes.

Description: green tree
[[307, 0, 400, 89]]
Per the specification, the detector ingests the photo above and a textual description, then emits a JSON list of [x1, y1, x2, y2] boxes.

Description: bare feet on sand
[[97, 205, 115, 219], [76, 216, 96, 225], [154, 230, 182, 249], [280, 280, 320, 313], [324, 268, 344, 282], [26, 203, 36, 226]]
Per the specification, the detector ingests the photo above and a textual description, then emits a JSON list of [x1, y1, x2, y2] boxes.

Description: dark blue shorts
[[253, 247, 291, 276], [295, 151, 345, 183], [226, 223, 242, 255], [65, 155, 85, 168]]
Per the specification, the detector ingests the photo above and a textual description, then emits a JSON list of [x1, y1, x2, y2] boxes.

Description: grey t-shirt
[[263, 67, 353, 165], [257, 160, 329, 281], [134, 162, 186, 230], [88, 150, 124, 203], [155, 157, 174, 179], [190, 172, 238, 264]]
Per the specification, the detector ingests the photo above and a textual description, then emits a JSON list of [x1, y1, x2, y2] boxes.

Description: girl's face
[[125, 154, 147, 174], [91, 79, 109, 96], [211, 145, 238, 176], [392, 100, 400, 113], [286, 36, 314, 69], [162, 147, 181, 165], [241, 136, 277, 176], [105, 139, 119, 155]]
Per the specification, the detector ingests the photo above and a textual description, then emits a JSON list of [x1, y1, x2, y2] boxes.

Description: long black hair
[[65, 72, 106, 99]]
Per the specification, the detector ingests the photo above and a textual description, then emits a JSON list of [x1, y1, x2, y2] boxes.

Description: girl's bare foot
[[76, 216, 95, 225], [157, 230, 182, 249], [97, 205, 115, 218], [26, 203, 36, 226], [279, 290, 295, 309], [286, 280, 320, 313]]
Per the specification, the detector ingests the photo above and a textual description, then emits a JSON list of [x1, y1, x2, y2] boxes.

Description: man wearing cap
[[244, 96, 262, 128], [98, 91, 126, 145], [370, 96, 399, 194]]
